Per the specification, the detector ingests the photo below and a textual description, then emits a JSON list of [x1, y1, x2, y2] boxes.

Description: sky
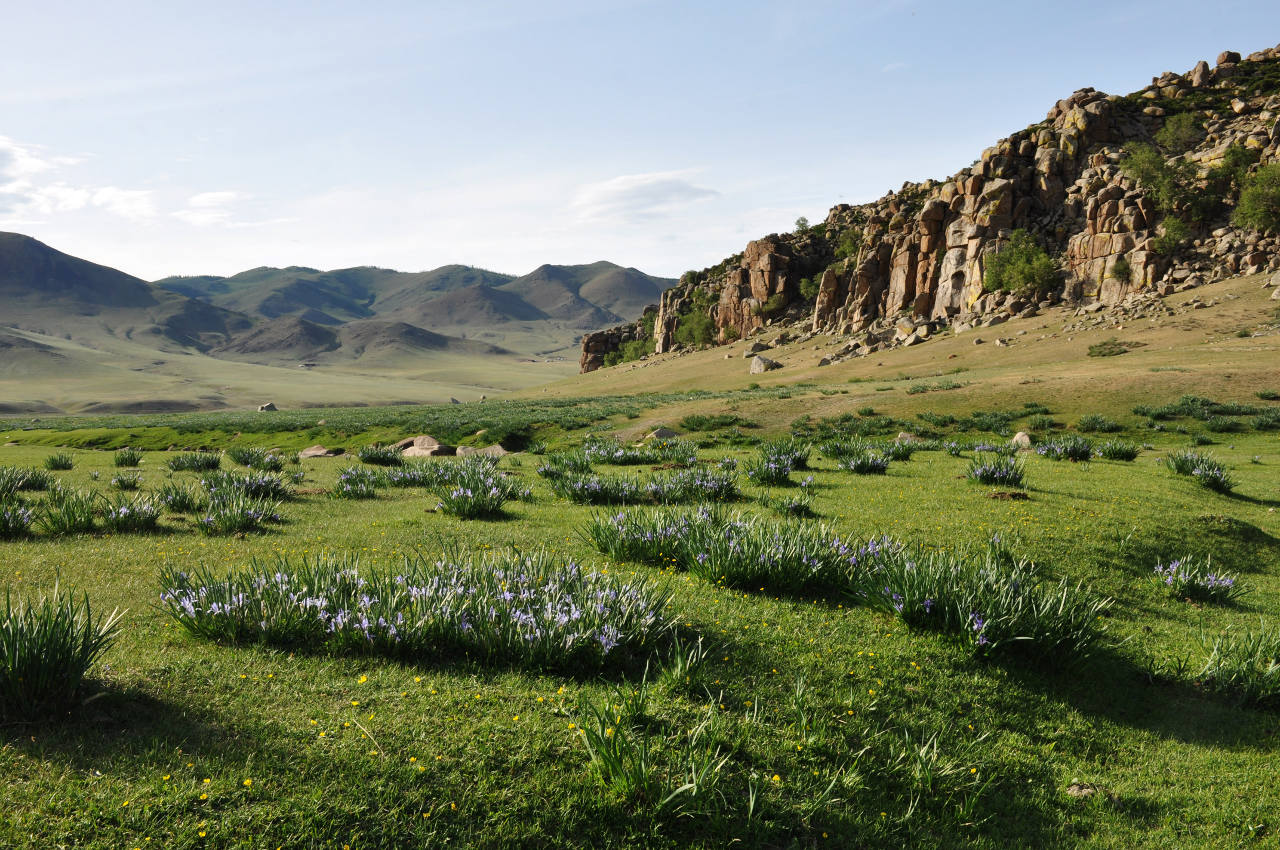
[[2, 0, 1280, 282]]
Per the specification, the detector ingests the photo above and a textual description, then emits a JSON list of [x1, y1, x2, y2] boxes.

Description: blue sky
[[2, 0, 1279, 281]]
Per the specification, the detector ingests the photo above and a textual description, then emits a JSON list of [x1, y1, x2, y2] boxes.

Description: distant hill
[[0, 232, 675, 410], [155, 260, 673, 333], [0, 232, 250, 350]]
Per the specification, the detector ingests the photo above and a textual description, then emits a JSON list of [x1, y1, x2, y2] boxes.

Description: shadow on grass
[[1000, 648, 1280, 752]]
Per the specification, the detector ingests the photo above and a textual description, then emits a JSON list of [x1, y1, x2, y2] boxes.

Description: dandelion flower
[[243, 779, 252, 787]]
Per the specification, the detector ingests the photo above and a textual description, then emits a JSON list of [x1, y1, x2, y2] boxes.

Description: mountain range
[[0, 231, 675, 412]]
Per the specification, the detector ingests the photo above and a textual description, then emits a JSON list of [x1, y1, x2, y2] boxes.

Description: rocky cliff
[[582, 45, 1280, 371]]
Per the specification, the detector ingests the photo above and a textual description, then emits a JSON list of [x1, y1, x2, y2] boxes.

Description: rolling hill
[[0, 232, 676, 412]]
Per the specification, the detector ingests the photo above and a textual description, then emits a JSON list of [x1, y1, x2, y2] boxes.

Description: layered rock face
[[579, 305, 658, 372], [583, 44, 1280, 371]]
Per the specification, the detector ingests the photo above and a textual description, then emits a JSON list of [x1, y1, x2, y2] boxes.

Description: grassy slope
[[0, 273, 1278, 848]]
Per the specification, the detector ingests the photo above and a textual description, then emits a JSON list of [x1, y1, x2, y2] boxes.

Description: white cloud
[[880, 61, 907, 74], [0, 134, 155, 222], [90, 187, 156, 220], [572, 169, 718, 222], [172, 190, 247, 226]]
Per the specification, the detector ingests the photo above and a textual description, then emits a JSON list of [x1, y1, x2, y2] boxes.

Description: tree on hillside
[[1233, 163, 1280, 234]]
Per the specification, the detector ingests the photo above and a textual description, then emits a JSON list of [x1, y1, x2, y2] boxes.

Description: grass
[[0, 270, 1279, 847]]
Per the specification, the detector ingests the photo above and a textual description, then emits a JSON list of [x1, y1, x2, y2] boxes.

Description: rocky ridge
[[581, 45, 1280, 372]]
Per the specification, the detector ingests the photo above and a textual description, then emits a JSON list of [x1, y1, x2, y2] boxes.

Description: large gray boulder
[[749, 355, 782, 374]]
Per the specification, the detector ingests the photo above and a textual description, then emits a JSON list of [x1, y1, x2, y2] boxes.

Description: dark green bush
[[1233, 163, 1280, 234], [982, 230, 1058, 296]]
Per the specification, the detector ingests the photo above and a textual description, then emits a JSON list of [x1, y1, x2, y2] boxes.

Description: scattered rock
[[647, 428, 679, 440], [817, 356, 833, 366], [449, 397, 461, 404], [1011, 431, 1032, 450], [299, 445, 339, 458], [743, 341, 772, 357], [749, 355, 782, 374], [988, 491, 1030, 501], [896, 432, 921, 443], [456, 444, 509, 457], [257, 402, 277, 412]]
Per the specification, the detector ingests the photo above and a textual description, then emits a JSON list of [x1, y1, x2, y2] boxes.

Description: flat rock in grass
[[257, 402, 277, 412], [749, 355, 782, 374], [403, 444, 455, 457], [456, 444, 509, 457], [395, 435, 449, 452], [896, 432, 921, 443], [988, 490, 1030, 500], [1011, 431, 1032, 450], [299, 445, 340, 458], [647, 427, 679, 440]]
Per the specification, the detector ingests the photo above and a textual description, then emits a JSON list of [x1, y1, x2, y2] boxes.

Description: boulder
[[257, 402, 277, 412], [749, 355, 782, 374], [402, 444, 455, 457], [1217, 50, 1241, 65], [1268, 270, 1280, 288], [456, 444, 509, 457], [1011, 431, 1032, 450], [1189, 60, 1212, 87], [896, 432, 921, 443], [743, 341, 772, 357], [647, 427, 679, 440], [1272, 286, 1280, 300], [395, 435, 446, 451], [299, 445, 339, 458]]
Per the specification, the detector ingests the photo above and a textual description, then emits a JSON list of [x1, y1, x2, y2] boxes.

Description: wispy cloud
[[572, 169, 718, 222], [0, 135, 154, 222], [172, 190, 247, 226], [880, 61, 908, 74]]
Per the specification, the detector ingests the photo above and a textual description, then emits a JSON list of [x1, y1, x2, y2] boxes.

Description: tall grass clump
[[1197, 628, 1280, 708], [201, 470, 292, 501], [158, 550, 673, 673], [743, 455, 794, 487], [1076, 414, 1122, 433], [1155, 556, 1247, 604], [1036, 435, 1094, 461], [110, 471, 143, 491], [838, 451, 891, 475], [42, 453, 74, 471], [0, 586, 124, 720], [818, 436, 873, 460], [357, 444, 405, 467], [582, 507, 898, 593], [965, 454, 1025, 487], [100, 495, 162, 534], [880, 440, 916, 462], [1098, 440, 1140, 461], [38, 486, 97, 535], [0, 501, 36, 540], [197, 492, 282, 536], [582, 436, 697, 466], [535, 450, 594, 481], [153, 480, 205, 514], [433, 459, 529, 519], [114, 448, 143, 468], [330, 466, 381, 500], [863, 539, 1111, 664], [758, 437, 810, 470], [227, 447, 286, 472], [1165, 450, 1235, 493], [167, 452, 221, 472]]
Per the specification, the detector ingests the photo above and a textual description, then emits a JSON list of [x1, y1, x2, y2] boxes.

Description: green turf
[[1, 272, 1279, 848]]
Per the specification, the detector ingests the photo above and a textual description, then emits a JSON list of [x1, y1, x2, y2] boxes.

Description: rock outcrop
[[583, 44, 1280, 371]]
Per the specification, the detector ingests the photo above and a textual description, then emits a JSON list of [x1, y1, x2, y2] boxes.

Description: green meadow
[[1, 274, 1279, 849]]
